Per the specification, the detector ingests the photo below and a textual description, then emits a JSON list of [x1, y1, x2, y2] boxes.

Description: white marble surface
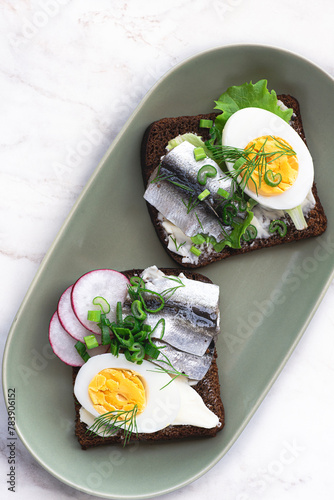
[[1, 1, 334, 499]]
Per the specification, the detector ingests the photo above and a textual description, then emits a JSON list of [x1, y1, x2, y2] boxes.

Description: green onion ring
[[197, 164, 217, 186], [242, 224, 258, 241], [269, 219, 287, 237], [264, 169, 282, 187]]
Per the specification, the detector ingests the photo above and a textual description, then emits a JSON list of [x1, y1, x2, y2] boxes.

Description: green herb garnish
[[170, 236, 186, 252], [181, 194, 200, 214], [87, 405, 139, 446], [206, 136, 296, 196], [269, 219, 287, 237]]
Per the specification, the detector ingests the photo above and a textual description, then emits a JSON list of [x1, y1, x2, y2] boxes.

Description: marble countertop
[[1, 1, 333, 499]]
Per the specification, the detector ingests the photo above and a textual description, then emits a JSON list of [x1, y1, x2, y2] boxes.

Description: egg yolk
[[88, 368, 146, 418], [243, 135, 299, 196]]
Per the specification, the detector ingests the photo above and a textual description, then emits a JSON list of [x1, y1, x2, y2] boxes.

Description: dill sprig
[[152, 164, 194, 193], [206, 136, 296, 195], [87, 405, 139, 446], [148, 351, 187, 389], [170, 236, 186, 252], [160, 275, 186, 301], [195, 211, 204, 231], [181, 194, 200, 214]]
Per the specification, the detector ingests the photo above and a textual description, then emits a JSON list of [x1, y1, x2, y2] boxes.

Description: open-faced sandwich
[[141, 80, 327, 267], [49, 266, 224, 448]]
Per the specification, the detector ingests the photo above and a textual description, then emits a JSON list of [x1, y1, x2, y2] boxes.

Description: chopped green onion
[[217, 187, 230, 199], [199, 119, 213, 128], [145, 342, 160, 360], [286, 206, 307, 230], [123, 349, 132, 362], [190, 246, 202, 257], [112, 327, 134, 348], [92, 296, 110, 314], [139, 289, 165, 313], [84, 334, 99, 350], [131, 300, 147, 321], [133, 330, 147, 342], [75, 341, 90, 362], [100, 324, 112, 345], [109, 339, 119, 357], [269, 219, 287, 237], [233, 193, 248, 212], [130, 276, 145, 288], [242, 224, 258, 241], [123, 316, 142, 334], [149, 318, 165, 341], [87, 310, 101, 322], [221, 202, 237, 225], [264, 169, 282, 187], [198, 189, 210, 201], [197, 164, 217, 185], [116, 301, 123, 324], [191, 234, 206, 245], [193, 147, 206, 161], [233, 157, 246, 171], [129, 342, 145, 363]]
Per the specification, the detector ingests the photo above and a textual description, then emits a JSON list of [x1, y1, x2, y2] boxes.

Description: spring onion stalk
[[197, 164, 217, 185], [286, 206, 307, 230], [84, 334, 99, 350], [87, 310, 101, 322], [92, 296, 110, 314], [193, 147, 206, 161], [190, 246, 202, 256], [75, 341, 90, 362], [242, 224, 258, 241], [131, 300, 147, 321], [199, 119, 213, 128], [217, 187, 230, 199], [198, 189, 210, 201], [264, 169, 282, 187], [269, 219, 288, 237]]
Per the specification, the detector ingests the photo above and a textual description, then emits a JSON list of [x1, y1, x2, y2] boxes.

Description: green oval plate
[[2, 44, 334, 499]]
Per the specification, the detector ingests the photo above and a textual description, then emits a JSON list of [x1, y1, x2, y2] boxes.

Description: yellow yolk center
[[243, 135, 299, 196], [88, 368, 146, 418]]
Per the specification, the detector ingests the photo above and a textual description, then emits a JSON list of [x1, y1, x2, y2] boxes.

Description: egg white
[[222, 107, 314, 210], [74, 353, 181, 433], [74, 352, 219, 434]]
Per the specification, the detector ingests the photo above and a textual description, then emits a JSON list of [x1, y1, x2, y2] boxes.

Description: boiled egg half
[[74, 353, 219, 434], [222, 107, 314, 210]]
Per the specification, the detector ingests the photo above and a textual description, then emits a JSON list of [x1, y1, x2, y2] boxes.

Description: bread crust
[[141, 96, 327, 268], [73, 268, 225, 449]]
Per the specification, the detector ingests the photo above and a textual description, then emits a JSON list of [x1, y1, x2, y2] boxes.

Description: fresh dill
[[148, 351, 188, 389], [87, 405, 139, 446], [152, 165, 194, 193], [170, 236, 186, 252], [181, 194, 200, 214], [206, 136, 296, 195], [160, 275, 186, 301], [195, 211, 204, 232]]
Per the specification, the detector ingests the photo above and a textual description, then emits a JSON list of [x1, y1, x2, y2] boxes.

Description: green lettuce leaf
[[213, 209, 254, 251], [214, 79, 293, 132]]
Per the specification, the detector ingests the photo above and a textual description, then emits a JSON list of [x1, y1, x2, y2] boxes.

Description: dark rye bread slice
[[141, 95, 327, 268], [73, 268, 225, 450]]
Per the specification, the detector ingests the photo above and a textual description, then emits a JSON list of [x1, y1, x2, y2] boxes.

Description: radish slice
[[58, 285, 95, 342], [49, 312, 108, 367], [71, 269, 130, 334]]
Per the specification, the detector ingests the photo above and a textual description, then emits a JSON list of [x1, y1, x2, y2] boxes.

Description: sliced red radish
[[49, 312, 108, 367], [71, 269, 129, 334], [57, 285, 95, 342]]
